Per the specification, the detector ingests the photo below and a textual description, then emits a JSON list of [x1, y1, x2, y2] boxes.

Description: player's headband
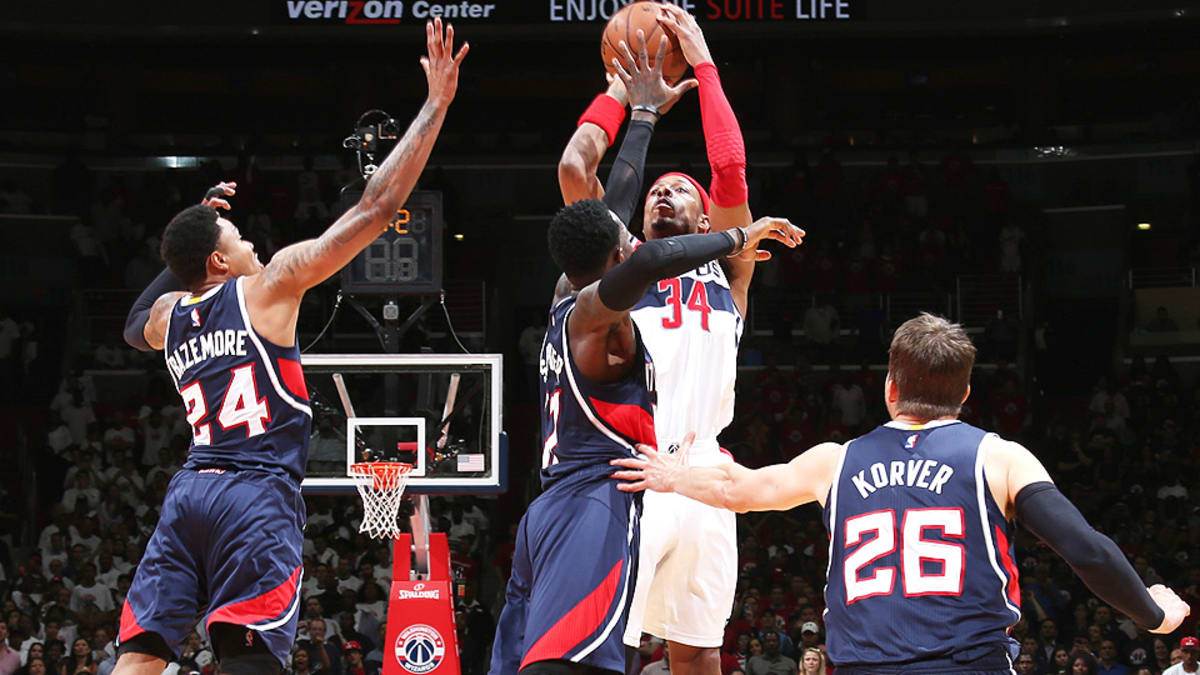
[[655, 172, 711, 215]]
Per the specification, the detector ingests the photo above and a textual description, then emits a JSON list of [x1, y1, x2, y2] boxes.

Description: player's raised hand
[[656, 4, 713, 67], [1147, 584, 1191, 633], [612, 30, 698, 117], [420, 17, 469, 107], [201, 181, 237, 211], [610, 432, 694, 493], [740, 217, 805, 262]]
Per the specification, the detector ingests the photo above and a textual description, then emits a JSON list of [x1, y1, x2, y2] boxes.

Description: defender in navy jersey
[[614, 313, 1189, 674], [489, 192, 800, 675], [115, 21, 467, 675]]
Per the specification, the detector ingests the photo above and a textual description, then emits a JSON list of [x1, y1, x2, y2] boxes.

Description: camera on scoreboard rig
[[342, 109, 400, 178]]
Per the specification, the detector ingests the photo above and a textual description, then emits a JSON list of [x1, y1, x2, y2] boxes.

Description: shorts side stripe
[[206, 566, 303, 630], [520, 558, 625, 669]]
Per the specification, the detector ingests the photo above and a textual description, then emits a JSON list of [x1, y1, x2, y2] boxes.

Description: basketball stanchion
[[354, 463, 461, 675], [301, 353, 507, 675]]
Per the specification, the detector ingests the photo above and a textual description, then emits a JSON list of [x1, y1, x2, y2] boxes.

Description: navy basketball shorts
[[118, 468, 306, 665], [489, 480, 640, 675], [836, 645, 1017, 675]]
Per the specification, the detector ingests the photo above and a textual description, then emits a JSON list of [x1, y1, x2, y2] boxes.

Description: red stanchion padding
[[385, 534, 461, 675]]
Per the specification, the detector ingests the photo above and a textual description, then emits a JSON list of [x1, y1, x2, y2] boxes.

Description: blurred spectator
[[984, 309, 1019, 363], [999, 219, 1025, 273], [1145, 307, 1180, 332], [828, 371, 866, 432], [340, 641, 374, 675], [59, 637, 95, 675], [288, 645, 317, 675], [745, 632, 794, 675], [297, 618, 341, 675], [797, 647, 825, 675], [1162, 638, 1199, 675], [802, 296, 840, 362], [0, 180, 34, 214], [1097, 640, 1128, 675], [0, 621, 18, 675], [642, 642, 670, 675]]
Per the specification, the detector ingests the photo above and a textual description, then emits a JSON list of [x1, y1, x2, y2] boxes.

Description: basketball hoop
[[350, 462, 413, 539]]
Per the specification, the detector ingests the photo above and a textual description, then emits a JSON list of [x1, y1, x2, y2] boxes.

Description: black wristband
[[631, 105, 660, 119]]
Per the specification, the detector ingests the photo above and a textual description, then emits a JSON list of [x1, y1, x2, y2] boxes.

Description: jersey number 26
[[843, 507, 965, 604]]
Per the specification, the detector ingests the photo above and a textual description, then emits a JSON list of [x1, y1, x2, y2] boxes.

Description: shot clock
[[339, 190, 443, 295]]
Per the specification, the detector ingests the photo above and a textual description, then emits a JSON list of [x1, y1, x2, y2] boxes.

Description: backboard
[[299, 353, 506, 496]]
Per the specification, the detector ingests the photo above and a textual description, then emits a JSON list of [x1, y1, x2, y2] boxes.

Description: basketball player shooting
[[490, 34, 801, 674], [612, 314, 1191, 675], [559, 6, 767, 673], [490, 197, 799, 675], [112, 19, 467, 675]]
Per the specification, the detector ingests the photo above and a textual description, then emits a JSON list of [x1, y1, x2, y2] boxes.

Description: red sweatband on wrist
[[694, 62, 748, 208], [577, 94, 627, 147]]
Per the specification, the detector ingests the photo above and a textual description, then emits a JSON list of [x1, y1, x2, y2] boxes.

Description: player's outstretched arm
[[610, 435, 842, 513], [123, 182, 237, 351], [254, 19, 466, 300], [992, 439, 1191, 633], [559, 78, 626, 205], [569, 217, 802, 379]]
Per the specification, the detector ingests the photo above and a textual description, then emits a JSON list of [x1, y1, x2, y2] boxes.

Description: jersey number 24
[[180, 364, 271, 445]]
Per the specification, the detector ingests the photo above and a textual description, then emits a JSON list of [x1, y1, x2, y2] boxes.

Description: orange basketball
[[601, 2, 689, 85]]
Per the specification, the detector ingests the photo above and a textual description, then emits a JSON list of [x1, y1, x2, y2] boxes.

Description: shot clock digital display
[[340, 190, 443, 294]]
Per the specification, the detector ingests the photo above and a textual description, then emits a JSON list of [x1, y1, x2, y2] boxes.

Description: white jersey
[[630, 256, 742, 459]]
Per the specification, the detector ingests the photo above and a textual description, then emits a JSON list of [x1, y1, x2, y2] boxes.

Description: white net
[[350, 462, 413, 539]]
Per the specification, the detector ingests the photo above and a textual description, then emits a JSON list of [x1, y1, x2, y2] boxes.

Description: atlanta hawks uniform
[[118, 277, 311, 664], [624, 258, 743, 648], [823, 420, 1022, 673], [490, 295, 657, 674]]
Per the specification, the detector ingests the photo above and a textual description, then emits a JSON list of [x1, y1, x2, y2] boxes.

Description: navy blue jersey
[[823, 420, 1021, 666], [163, 277, 313, 483], [538, 296, 657, 489]]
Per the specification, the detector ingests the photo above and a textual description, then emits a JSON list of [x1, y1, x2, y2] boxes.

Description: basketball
[[601, 2, 689, 84]]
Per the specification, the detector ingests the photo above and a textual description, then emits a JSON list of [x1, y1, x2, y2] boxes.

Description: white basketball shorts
[[622, 448, 738, 649]]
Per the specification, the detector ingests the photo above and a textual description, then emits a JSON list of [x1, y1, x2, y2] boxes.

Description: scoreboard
[[340, 191, 443, 295]]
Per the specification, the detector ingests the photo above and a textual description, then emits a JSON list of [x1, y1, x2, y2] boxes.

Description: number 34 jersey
[[823, 420, 1022, 666], [631, 259, 742, 457], [163, 277, 313, 483]]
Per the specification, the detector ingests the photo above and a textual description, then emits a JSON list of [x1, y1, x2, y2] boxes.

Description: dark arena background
[[2, 1, 1200, 674]]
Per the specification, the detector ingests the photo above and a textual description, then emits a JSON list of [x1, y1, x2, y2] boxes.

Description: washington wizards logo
[[395, 624, 445, 674], [904, 433, 919, 449], [190, 308, 201, 328]]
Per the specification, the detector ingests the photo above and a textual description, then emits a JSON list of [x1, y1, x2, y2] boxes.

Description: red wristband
[[577, 94, 627, 147], [695, 62, 748, 208]]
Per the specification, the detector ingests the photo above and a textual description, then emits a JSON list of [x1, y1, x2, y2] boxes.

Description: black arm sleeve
[[602, 120, 655, 229], [597, 232, 736, 312], [1015, 481, 1165, 630], [123, 266, 184, 351]]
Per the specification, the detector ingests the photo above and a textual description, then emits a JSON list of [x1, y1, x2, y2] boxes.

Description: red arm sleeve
[[694, 62, 747, 208]]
